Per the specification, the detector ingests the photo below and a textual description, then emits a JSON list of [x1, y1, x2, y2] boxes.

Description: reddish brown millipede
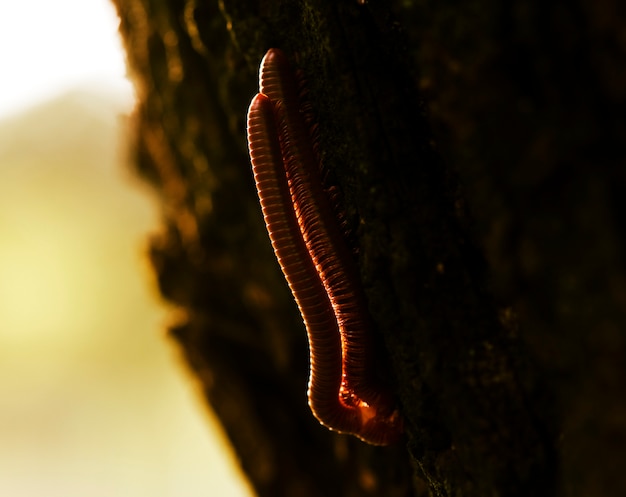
[[247, 48, 402, 445]]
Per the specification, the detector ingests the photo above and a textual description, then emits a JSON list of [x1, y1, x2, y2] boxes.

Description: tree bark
[[112, 0, 626, 496]]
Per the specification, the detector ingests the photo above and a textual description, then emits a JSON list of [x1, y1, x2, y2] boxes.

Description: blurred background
[[0, 1, 253, 495]]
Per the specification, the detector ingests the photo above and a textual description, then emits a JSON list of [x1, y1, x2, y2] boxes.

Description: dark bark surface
[[112, 0, 626, 496]]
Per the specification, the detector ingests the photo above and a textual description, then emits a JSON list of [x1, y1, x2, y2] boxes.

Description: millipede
[[246, 48, 403, 445]]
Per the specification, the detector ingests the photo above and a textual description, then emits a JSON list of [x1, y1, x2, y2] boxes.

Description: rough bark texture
[[111, 0, 626, 496]]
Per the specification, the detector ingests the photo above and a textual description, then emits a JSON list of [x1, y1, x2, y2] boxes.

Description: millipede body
[[246, 48, 402, 445]]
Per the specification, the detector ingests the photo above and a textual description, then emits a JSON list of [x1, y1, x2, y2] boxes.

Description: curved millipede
[[247, 48, 403, 445]]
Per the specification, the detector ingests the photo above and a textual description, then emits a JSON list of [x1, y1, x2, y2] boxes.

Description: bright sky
[[0, 0, 133, 118]]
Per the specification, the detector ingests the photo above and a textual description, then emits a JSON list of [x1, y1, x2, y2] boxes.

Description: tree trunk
[[111, 0, 626, 496]]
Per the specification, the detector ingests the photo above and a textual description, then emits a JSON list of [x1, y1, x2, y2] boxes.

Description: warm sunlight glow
[[0, 0, 133, 117], [0, 1, 254, 496], [0, 238, 75, 341]]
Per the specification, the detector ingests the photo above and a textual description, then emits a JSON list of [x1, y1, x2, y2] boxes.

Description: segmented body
[[246, 49, 402, 445]]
